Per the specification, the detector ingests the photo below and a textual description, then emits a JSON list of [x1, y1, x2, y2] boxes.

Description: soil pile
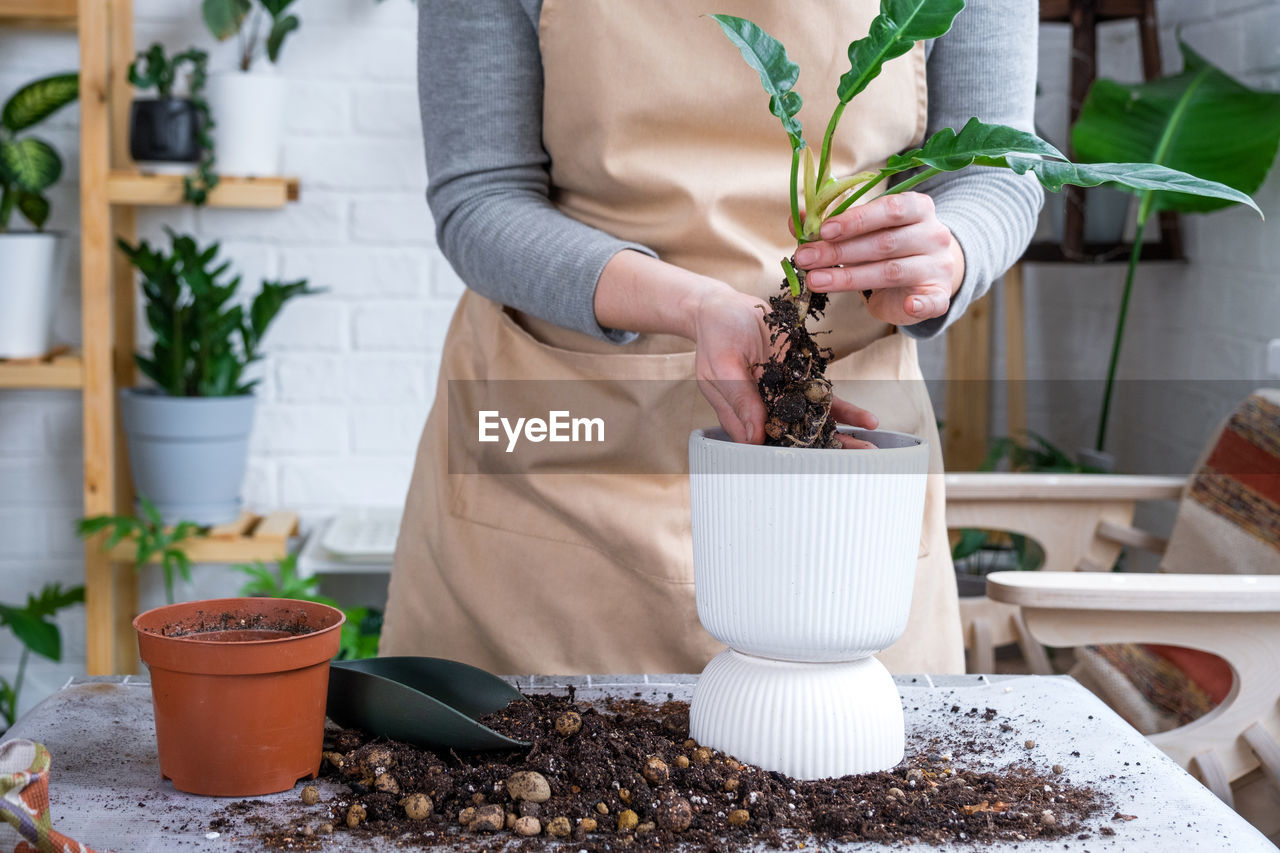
[[222, 691, 1110, 851]]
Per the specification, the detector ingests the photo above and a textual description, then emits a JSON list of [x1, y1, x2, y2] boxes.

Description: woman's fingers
[[818, 192, 933, 241], [802, 253, 956, 296], [866, 282, 952, 325], [793, 220, 951, 270], [831, 396, 878, 430]]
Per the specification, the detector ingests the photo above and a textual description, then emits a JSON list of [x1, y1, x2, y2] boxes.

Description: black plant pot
[[130, 98, 201, 165]]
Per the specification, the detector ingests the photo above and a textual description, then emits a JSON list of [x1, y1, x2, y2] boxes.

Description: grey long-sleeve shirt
[[419, 1, 1043, 343]]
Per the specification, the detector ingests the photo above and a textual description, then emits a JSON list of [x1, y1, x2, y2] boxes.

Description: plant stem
[[826, 169, 892, 219], [781, 257, 802, 298], [816, 102, 847, 187], [1095, 218, 1147, 452], [877, 167, 942, 197], [0, 184, 13, 231], [789, 146, 803, 240], [11, 648, 28, 722]]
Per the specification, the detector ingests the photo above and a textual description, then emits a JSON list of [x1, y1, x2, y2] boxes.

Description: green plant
[[76, 497, 205, 605], [0, 583, 84, 728], [0, 73, 78, 232], [129, 43, 219, 206], [203, 0, 300, 71], [1071, 43, 1280, 452], [233, 554, 382, 660], [117, 228, 316, 397], [711, 2, 1261, 448]]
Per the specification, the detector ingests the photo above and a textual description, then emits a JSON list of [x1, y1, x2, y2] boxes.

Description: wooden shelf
[[0, 0, 76, 27], [0, 351, 84, 389], [107, 172, 301, 209], [107, 511, 299, 566]]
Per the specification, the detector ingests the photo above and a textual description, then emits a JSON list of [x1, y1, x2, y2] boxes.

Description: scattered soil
[[219, 690, 1111, 851], [759, 267, 840, 448], [154, 608, 316, 639]]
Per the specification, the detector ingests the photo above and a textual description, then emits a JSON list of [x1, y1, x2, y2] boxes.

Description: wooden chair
[[987, 570, 1280, 841], [944, 472, 1184, 673]]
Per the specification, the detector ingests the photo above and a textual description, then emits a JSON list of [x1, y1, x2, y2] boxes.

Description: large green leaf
[[710, 14, 804, 147], [888, 118, 1064, 171], [1004, 155, 1261, 216], [0, 137, 62, 193], [1072, 42, 1280, 217], [0, 606, 60, 661], [838, 0, 964, 104], [1, 73, 78, 133], [202, 0, 252, 40]]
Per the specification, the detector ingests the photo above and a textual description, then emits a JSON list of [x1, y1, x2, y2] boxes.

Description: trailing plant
[[129, 43, 219, 206], [203, 0, 300, 71], [711, 2, 1261, 448], [77, 497, 205, 605], [233, 554, 382, 660], [0, 583, 84, 728], [117, 228, 316, 397], [1070, 43, 1280, 452], [0, 73, 78, 232]]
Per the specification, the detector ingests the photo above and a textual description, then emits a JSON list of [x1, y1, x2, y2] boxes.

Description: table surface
[[6, 673, 1274, 852]]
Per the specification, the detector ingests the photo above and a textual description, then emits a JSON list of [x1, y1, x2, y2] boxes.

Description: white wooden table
[[5, 673, 1274, 852]]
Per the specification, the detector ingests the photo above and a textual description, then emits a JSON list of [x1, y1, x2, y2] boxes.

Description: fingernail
[[808, 271, 831, 289], [911, 297, 926, 315], [820, 221, 842, 240], [793, 247, 817, 266], [744, 421, 755, 443]]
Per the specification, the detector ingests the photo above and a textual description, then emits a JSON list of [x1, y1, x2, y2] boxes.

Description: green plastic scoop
[[326, 656, 531, 750]]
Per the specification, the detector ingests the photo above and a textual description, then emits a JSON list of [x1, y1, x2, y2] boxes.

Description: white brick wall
[[0, 1, 443, 717], [0, 0, 1275, 715]]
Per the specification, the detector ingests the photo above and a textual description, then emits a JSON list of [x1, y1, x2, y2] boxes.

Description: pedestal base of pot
[[690, 649, 904, 780]]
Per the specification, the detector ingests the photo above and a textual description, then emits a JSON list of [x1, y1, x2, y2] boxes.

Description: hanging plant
[[128, 43, 219, 206]]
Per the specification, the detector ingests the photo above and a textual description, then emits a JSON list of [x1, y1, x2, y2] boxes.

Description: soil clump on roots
[[221, 691, 1112, 851], [759, 266, 840, 448]]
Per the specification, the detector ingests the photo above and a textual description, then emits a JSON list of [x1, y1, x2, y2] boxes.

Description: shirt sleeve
[[902, 0, 1045, 339], [418, 0, 649, 344]]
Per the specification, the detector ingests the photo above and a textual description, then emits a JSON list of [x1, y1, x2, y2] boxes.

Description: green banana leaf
[[1, 73, 78, 134], [710, 15, 804, 148], [1072, 42, 1280, 218], [838, 0, 964, 103], [0, 137, 62, 193]]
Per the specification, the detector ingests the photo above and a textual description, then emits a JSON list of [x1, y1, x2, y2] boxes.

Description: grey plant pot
[[120, 389, 256, 526]]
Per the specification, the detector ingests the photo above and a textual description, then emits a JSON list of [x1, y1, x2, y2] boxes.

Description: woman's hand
[[595, 250, 878, 445], [792, 192, 965, 326]]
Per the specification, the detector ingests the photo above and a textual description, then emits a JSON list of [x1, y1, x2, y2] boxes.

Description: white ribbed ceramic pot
[[690, 649, 904, 779], [689, 427, 929, 662], [206, 72, 286, 177], [0, 233, 65, 358]]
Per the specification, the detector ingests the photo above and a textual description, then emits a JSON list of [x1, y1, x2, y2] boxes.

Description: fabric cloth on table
[[0, 739, 98, 853]]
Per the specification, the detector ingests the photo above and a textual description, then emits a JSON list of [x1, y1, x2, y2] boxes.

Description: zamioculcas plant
[[129, 43, 218, 205], [117, 228, 315, 397], [1070, 43, 1280, 453], [0, 73, 78, 231], [711, 1, 1261, 448]]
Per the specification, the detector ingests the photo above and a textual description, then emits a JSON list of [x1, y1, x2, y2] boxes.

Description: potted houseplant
[[1072, 43, 1280, 455], [688, 0, 1262, 780], [201, 0, 300, 176], [117, 228, 314, 525], [127, 43, 218, 205], [134, 596, 344, 796], [0, 73, 78, 359], [0, 583, 84, 731]]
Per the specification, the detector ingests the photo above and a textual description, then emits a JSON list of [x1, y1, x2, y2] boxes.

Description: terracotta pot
[[134, 597, 344, 797]]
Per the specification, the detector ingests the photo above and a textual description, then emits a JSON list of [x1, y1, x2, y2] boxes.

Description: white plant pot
[[690, 426, 929, 662], [206, 71, 286, 177], [0, 232, 66, 359], [690, 650, 904, 779], [688, 426, 930, 779]]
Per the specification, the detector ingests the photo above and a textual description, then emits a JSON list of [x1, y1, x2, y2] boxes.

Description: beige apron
[[381, 0, 964, 675]]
